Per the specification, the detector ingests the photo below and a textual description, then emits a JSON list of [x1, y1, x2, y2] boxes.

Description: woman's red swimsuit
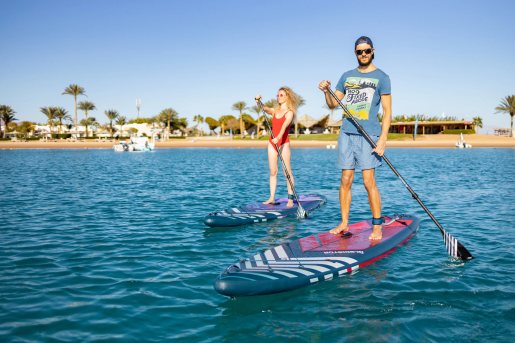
[[269, 110, 291, 152]]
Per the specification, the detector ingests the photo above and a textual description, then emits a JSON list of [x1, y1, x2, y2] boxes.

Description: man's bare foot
[[369, 225, 382, 240], [330, 222, 349, 235], [286, 199, 294, 208], [263, 198, 275, 204]]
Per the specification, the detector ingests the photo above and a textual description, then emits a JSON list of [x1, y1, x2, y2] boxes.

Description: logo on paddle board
[[343, 77, 379, 121]]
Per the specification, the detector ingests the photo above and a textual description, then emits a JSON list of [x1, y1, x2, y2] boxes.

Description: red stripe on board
[[359, 232, 415, 268]]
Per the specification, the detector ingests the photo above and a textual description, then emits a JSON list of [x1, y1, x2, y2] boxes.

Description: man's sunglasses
[[356, 49, 373, 55]]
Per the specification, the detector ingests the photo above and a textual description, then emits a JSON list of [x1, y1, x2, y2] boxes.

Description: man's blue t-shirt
[[335, 68, 391, 136]]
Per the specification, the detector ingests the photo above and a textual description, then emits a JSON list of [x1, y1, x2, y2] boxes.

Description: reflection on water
[[1, 148, 514, 342]]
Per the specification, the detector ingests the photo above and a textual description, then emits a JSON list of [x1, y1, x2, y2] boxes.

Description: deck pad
[[214, 214, 420, 297], [203, 194, 327, 227]]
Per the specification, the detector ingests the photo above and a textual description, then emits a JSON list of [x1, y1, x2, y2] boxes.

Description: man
[[318, 36, 392, 241]]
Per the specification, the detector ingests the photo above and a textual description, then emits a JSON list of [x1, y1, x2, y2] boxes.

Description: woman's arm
[[273, 111, 294, 143], [255, 95, 274, 115]]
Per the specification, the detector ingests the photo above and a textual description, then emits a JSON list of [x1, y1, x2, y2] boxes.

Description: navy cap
[[355, 36, 373, 49]]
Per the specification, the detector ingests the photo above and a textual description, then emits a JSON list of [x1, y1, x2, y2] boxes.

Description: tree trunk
[[295, 122, 298, 138], [111, 121, 113, 137], [74, 95, 77, 130], [511, 114, 514, 137], [85, 110, 88, 137], [168, 119, 170, 141], [240, 112, 243, 138], [221, 122, 225, 136]]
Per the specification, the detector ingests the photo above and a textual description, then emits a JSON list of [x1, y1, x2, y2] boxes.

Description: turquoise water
[[1, 148, 514, 342]]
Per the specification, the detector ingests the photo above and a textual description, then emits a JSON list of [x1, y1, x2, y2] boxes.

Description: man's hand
[[372, 138, 386, 156], [318, 80, 331, 93]]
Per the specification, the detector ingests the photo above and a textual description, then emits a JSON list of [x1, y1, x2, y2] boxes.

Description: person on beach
[[255, 87, 300, 208], [318, 36, 392, 241]]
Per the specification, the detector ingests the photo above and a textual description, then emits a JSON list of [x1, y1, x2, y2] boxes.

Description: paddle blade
[[443, 230, 474, 260], [297, 206, 308, 219]]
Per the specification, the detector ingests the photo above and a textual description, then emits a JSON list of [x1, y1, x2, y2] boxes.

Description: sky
[[1, 0, 514, 134]]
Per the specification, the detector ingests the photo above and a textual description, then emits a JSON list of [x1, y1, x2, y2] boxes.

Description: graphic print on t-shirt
[[343, 77, 379, 121]]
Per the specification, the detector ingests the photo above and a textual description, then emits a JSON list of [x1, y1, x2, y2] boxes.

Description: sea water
[[1, 148, 514, 342]]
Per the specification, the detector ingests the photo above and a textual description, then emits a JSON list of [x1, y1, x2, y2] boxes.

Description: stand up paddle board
[[203, 194, 326, 227], [214, 214, 420, 297]]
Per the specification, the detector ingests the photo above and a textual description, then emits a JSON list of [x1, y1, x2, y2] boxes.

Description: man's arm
[[319, 80, 344, 108], [372, 94, 391, 156]]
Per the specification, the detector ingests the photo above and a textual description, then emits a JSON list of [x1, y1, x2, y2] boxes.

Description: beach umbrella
[[297, 114, 318, 128]]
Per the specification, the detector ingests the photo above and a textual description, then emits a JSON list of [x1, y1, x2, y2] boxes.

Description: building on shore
[[494, 128, 513, 137], [389, 120, 473, 134]]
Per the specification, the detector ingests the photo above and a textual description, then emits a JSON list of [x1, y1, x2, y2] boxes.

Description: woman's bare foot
[[263, 198, 275, 204], [330, 222, 349, 235], [286, 199, 294, 208], [368, 225, 382, 240]]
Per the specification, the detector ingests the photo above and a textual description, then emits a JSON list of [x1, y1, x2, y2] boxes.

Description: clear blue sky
[[1, 0, 514, 132]]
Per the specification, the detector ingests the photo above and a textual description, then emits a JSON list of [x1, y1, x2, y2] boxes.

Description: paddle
[[325, 87, 473, 260], [257, 99, 308, 218]]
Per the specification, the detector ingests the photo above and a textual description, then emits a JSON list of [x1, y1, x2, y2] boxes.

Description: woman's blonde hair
[[275, 86, 299, 124]]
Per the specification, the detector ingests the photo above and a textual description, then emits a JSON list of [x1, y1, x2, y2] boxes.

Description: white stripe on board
[[269, 212, 281, 216], [264, 250, 274, 261], [253, 254, 264, 267], [232, 208, 241, 213], [268, 260, 345, 269], [297, 257, 358, 264], [310, 278, 318, 283], [244, 266, 315, 276], [324, 274, 333, 280], [274, 246, 289, 260]]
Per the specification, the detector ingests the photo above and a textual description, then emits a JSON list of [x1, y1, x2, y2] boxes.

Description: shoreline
[[1, 135, 515, 149]]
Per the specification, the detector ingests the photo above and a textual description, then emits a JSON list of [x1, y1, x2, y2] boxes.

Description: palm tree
[[54, 107, 71, 133], [116, 116, 127, 137], [495, 95, 515, 137], [472, 116, 483, 133], [218, 115, 235, 137], [205, 117, 220, 134], [104, 109, 119, 137], [159, 108, 179, 139], [40, 107, 58, 133], [250, 105, 262, 139], [62, 84, 86, 130], [232, 101, 248, 138], [80, 117, 97, 139], [78, 101, 97, 137], [295, 96, 306, 138], [193, 114, 204, 136], [0, 105, 18, 138]]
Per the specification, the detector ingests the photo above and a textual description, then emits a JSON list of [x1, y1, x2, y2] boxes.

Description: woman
[[255, 87, 299, 208]]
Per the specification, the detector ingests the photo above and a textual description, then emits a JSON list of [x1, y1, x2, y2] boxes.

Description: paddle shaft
[[326, 87, 473, 259], [258, 100, 306, 217]]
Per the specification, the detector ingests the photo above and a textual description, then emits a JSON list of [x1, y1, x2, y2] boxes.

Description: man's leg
[[330, 169, 355, 234], [362, 168, 382, 240]]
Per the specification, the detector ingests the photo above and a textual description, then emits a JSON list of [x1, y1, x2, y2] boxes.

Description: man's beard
[[357, 55, 372, 67]]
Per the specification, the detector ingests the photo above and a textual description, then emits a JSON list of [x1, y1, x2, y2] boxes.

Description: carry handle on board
[[257, 99, 307, 218], [325, 86, 473, 260]]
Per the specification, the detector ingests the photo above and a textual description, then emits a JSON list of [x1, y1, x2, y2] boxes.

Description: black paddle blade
[[443, 230, 474, 260]]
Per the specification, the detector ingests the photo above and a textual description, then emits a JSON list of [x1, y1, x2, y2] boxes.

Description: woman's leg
[[263, 142, 279, 204], [280, 143, 295, 208]]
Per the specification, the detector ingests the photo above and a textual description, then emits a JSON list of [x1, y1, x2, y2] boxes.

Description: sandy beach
[[1, 134, 514, 149]]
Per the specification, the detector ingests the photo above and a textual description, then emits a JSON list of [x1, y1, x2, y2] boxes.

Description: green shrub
[[0, 138, 10, 141], [442, 129, 476, 134]]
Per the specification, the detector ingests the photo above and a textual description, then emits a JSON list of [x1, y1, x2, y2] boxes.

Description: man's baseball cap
[[355, 36, 373, 49]]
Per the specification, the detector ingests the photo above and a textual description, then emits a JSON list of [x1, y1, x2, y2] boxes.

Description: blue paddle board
[[214, 214, 420, 297], [203, 194, 326, 227]]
